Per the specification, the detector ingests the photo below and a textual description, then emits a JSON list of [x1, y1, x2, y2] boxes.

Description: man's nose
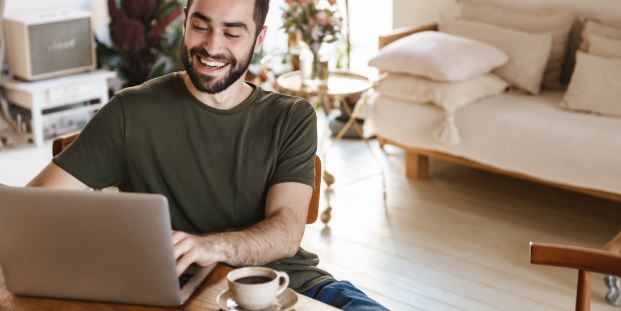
[[202, 31, 225, 57]]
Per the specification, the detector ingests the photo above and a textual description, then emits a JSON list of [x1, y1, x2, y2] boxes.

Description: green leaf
[[148, 61, 168, 79], [157, 1, 182, 19]]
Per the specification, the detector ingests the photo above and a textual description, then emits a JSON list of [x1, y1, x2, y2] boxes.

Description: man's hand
[[172, 182, 312, 274], [172, 230, 222, 276]]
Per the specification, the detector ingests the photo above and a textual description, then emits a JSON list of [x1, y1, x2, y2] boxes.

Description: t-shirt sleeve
[[52, 96, 126, 189], [269, 99, 317, 189]]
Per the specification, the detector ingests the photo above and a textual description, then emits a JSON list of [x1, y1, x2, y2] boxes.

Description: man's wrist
[[201, 234, 229, 263]]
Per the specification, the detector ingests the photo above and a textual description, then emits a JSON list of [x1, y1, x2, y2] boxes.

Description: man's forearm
[[207, 208, 303, 266], [172, 182, 311, 275]]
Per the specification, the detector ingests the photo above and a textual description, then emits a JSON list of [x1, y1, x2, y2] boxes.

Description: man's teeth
[[199, 58, 226, 68]]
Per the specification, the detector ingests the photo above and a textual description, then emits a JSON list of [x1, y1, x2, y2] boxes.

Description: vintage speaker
[[3, 10, 96, 81]]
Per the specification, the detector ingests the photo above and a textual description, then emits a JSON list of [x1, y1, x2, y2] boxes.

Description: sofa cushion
[[378, 73, 508, 112], [587, 33, 621, 58], [377, 73, 508, 145], [365, 90, 621, 196], [562, 51, 621, 118], [580, 19, 621, 51], [458, 0, 575, 89], [368, 31, 508, 82], [440, 19, 552, 94]]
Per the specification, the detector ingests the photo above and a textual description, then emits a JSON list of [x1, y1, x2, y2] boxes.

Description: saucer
[[216, 288, 298, 311]]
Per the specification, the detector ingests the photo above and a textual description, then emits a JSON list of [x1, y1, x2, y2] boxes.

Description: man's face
[[182, 0, 265, 94]]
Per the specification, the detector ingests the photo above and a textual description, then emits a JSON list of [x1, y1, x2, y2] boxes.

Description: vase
[[300, 44, 329, 89]]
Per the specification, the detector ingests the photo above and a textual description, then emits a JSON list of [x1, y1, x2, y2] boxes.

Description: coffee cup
[[227, 266, 289, 310]]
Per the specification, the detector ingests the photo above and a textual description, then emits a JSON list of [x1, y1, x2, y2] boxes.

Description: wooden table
[[0, 264, 338, 310]]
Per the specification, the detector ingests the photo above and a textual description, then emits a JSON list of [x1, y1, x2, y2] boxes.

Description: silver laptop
[[0, 186, 214, 307]]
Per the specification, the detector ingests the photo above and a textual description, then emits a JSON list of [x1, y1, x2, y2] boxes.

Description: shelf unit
[[1, 70, 116, 147]]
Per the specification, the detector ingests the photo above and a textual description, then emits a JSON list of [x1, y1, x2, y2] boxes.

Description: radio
[[3, 10, 96, 81]]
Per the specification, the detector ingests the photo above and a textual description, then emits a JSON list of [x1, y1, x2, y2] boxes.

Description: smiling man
[[27, 0, 387, 309]]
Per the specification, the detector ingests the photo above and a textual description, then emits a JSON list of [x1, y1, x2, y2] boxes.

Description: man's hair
[[185, 0, 270, 36]]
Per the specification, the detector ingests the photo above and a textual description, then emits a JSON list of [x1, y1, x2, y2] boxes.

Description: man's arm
[[27, 162, 89, 190], [172, 182, 312, 276]]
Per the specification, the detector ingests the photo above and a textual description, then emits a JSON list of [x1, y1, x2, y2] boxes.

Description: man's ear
[[254, 26, 268, 53]]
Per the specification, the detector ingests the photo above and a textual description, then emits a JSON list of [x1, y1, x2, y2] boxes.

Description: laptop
[[0, 186, 214, 307]]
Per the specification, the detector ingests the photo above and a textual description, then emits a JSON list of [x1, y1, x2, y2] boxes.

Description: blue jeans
[[303, 279, 390, 310]]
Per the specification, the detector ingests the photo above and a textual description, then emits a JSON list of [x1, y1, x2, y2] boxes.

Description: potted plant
[[97, 0, 184, 88]]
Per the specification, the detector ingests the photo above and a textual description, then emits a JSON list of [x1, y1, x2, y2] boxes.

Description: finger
[[172, 231, 187, 244], [176, 251, 196, 277], [174, 239, 194, 260]]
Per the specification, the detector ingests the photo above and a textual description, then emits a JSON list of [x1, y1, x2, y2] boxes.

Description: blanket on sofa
[[364, 90, 621, 196]]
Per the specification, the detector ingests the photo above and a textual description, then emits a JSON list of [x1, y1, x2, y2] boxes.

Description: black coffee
[[235, 276, 273, 284]]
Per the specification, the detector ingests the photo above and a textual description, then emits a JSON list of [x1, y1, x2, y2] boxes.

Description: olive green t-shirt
[[52, 72, 332, 292]]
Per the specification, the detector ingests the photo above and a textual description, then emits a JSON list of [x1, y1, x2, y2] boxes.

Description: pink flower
[[315, 12, 330, 26], [327, 0, 337, 5], [301, 0, 315, 4]]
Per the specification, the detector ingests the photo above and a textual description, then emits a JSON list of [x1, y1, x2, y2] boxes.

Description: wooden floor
[[1, 134, 620, 310]]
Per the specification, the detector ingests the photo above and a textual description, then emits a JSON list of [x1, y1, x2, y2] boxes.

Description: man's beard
[[182, 40, 256, 94]]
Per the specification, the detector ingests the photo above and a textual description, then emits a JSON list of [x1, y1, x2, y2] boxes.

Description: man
[[28, 0, 387, 309]]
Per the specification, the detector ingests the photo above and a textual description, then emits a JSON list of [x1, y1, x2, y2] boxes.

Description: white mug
[[227, 266, 289, 310]]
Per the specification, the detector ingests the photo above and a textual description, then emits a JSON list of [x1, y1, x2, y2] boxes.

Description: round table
[[275, 71, 385, 225], [275, 70, 373, 98], [275, 70, 373, 139]]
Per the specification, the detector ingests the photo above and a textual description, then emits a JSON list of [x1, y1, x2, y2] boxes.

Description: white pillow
[[458, 1, 574, 89], [378, 72, 508, 144], [378, 73, 509, 113], [581, 19, 621, 51], [588, 33, 621, 58], [563, 51, 621, 118], [368, 31, 508, 82], [440, 19, 552, 94]]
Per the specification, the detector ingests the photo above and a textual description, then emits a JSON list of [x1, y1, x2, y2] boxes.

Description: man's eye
[[225, 33, 240, 38], [193, 24, 208, 31]]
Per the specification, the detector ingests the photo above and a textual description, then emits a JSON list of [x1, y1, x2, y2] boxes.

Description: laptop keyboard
[[178, 271, 196, 289]]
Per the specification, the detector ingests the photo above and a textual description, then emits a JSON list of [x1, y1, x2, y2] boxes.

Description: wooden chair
[[53, 133, 321, 224], [530, 240, 621, 311]]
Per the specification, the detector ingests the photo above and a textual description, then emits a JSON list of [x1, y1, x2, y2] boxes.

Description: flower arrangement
[[97, 0, 185, 88], [281, 0, 342, 83], [282, 0, 342, 53]]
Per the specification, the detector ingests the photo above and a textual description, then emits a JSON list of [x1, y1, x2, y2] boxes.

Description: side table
[[1, 70, 116, 147], [275, 71, 386, 224]]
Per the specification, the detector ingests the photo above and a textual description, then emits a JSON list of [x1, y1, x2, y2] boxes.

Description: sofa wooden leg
[[406, 152, 429, 180], [377, 136, 387, 150]]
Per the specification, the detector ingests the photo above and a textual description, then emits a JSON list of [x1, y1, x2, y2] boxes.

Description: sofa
[[365, 1, 621, 204]]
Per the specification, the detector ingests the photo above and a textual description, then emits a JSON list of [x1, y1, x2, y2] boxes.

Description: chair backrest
[[53, 133, 321, 224], [530, 241, 621, 311]]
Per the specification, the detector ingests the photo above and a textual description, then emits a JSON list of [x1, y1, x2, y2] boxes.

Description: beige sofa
[[366, 22, 621, 204]]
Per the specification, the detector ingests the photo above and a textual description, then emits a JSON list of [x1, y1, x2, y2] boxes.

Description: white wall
[[392, 0, 621, 29], [392, 0, 458, 29], [469, 0, 621, 24]]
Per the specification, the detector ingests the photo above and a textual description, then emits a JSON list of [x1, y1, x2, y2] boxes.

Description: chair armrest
[[306, 155, 321, 224], [378, 23, 438, 49], [52, 132, 80, 157], [530, 242, 621, 277], [603, 230, 621, 254]]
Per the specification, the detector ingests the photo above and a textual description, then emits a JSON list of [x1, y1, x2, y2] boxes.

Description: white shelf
[[0, 70, 115, 146]]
